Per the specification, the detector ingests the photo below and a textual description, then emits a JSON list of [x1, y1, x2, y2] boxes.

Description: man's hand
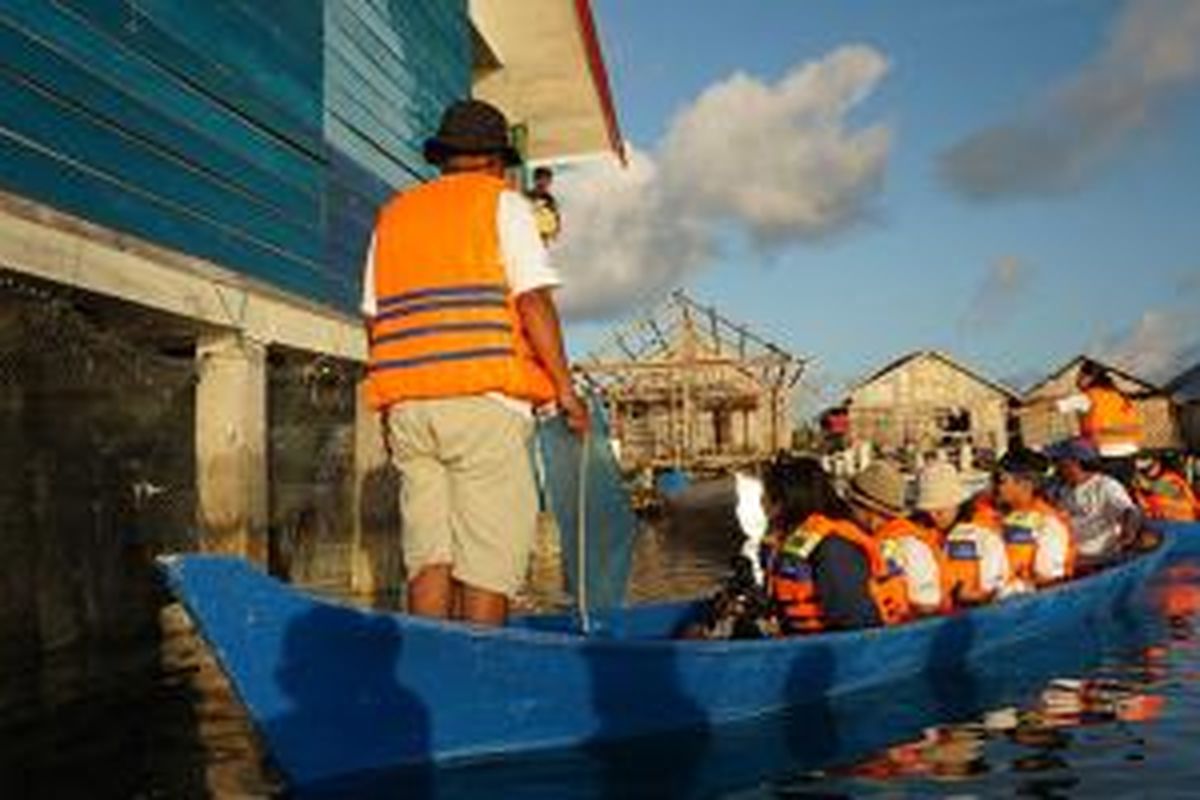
[[515, 289, 590, 437], [558, 389, 590, 437]]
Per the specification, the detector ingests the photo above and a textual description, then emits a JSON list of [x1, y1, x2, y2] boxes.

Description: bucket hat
[[847, 461, 908, 515], [423, 99, 521, 167], [916, 462, 966, 511]]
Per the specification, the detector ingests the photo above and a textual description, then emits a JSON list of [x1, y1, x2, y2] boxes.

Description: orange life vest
[[365, 173, 557, 410], [968, 492, 1004, 530], [769, 514, 911, 633], [875, 517, 951, 612], [1080, 387, 1142, 450], [1002, 499, 1076, 583], [1135, 471, 1199, 522], [942, 499, 1006, 603]]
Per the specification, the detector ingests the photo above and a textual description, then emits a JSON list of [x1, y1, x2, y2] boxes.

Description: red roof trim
[[573, 0, 626, 164]]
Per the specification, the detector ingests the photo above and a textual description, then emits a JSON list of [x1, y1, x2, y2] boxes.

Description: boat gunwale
[[160, 529, 1172, 657]]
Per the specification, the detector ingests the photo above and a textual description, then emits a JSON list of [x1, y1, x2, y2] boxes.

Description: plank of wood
[[0, 21, 319, 222]]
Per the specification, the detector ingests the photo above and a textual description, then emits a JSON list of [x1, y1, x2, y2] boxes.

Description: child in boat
[[994, 449, 1075, 590], [913, 463, 1011, 607], [765, 456, 903, 633], [1132, 451, 1199, 522], [845, 461, 947, 617]]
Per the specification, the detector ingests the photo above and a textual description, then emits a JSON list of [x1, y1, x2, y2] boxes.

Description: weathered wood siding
[[0, 0, 468, 315], [848, 353, 1011, 454], [323, 0, 470, 308], [1179, 403, 1200, 451]]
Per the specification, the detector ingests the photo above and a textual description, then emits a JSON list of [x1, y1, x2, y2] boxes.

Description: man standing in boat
[[361, 99, 588, 626]]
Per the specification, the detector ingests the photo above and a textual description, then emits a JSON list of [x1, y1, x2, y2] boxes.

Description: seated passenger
[[1047, 438, 1141, 567], [763, 457, 906, 633], [914, 463, 1011, 607], [995, 449, 1075, 589], [1132, 453, 1198, 522], [846, 461, 946, 617]]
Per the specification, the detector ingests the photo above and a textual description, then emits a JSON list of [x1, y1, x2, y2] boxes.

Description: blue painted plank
[[341, 0, 468, 108], [0, 2, 323, 194], [325, 51, 428, 176], [0, 127, 328, 301], [0, 0, 474, 315], [0, 19, 319, 223], [0, 70, 322, 262], [52, 0, 323, 153]]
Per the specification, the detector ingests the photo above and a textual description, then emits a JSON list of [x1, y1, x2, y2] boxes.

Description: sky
[[554, 0, 1200, 412]]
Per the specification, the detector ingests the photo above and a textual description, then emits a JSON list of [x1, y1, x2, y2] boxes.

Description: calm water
[[3, 499, 1200, 798]]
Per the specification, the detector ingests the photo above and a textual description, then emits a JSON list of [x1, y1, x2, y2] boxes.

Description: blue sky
[[562, 0, 1200, 407]]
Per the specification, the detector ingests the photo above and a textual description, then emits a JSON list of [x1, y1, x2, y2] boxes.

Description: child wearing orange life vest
[[995, 449, 1076, 592], [1133, 454, 1199, 522], [845, 461, 947, 618], [913, 463, 1011, 608], [762, 457, 904, 633]]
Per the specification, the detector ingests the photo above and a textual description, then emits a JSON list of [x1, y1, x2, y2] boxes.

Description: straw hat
[[848, 461, 908, 515], [916, 462, 966, 511]]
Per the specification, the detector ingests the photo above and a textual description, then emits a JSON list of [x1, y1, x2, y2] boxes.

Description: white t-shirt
[[1055, 393, 1138, 457], [1058, 473, 1138, 560], [1033, 513, 1073, 582], [947, 523, 1011, 594], [884, 536, 943, 611], [361, 190, 561, 417]]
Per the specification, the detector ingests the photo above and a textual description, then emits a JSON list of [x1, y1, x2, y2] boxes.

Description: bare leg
[[459, 583, 509, 626], [407, 564, 454, 618]]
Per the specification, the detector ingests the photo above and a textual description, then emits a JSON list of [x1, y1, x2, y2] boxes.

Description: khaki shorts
[[386, 396, 537, 597]]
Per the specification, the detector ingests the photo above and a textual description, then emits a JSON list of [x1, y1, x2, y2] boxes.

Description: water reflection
[[797, 557, 1199, 800], [4, 480, 1200, 798], [308, 546, 1200, 799]]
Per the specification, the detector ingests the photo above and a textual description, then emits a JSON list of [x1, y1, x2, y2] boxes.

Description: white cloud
[[942, 0, 1200, 200], [555, 45, 892, 320], [959, 255, 1035, 331], [1093, 274, 1200, 382], [1095, 307, 1200, 383]]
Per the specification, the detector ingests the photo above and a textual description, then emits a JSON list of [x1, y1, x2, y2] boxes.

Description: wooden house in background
[[575, 292, 805, 473], [845, 351, 1017, 458], [1167, 362, 1200, 452], [1020, 356, 1181, 449]]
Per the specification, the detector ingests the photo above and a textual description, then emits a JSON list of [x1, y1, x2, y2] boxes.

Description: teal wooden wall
[[0, 0, 469, 314]]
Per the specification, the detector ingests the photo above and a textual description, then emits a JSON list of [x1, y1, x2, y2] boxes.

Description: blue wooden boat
[[159, 526, 1188, 791]]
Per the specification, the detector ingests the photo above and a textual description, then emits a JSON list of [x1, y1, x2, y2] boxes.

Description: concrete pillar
[[195, 332, 267, 564], [350, 382, 404, 598]]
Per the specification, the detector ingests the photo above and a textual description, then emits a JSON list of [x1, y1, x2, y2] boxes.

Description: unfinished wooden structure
[[1021, 356, 1181, 450], [575, 292, 805, 473], [845, 351, 1018, 457]]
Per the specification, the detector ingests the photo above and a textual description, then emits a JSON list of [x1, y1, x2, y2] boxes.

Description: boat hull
[[160, 526, 1189, 789]]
